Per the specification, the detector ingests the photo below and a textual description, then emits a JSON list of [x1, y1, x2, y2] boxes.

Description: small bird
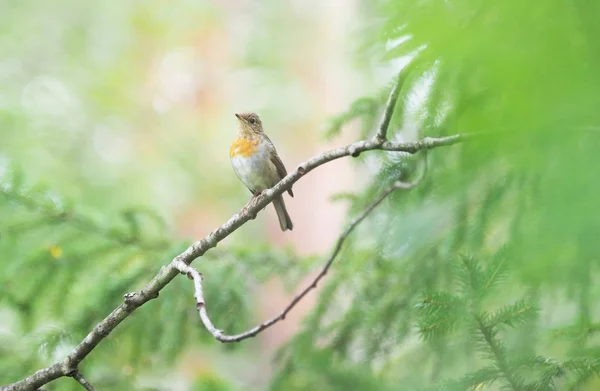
[[230, 112, 294, 231]]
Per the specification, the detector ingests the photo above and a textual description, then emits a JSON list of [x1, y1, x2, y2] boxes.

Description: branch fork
[[2, 69, 467, 390], [173, 158, 427, 343]]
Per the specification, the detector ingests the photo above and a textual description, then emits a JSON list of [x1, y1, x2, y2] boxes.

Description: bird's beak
[[235, 113, 242, 120]]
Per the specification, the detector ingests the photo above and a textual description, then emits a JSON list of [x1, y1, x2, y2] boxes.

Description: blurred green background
[[2, 0, 600, 390]]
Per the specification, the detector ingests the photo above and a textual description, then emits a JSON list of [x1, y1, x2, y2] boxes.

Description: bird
[[230, 112, 294, 231]]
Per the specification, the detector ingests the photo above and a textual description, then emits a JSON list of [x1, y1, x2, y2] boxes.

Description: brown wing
[[267, 137, 294, 197]]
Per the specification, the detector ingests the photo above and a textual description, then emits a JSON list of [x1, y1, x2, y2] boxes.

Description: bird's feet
[[251, 190, 267, 206], [242, 190, 267, 219]]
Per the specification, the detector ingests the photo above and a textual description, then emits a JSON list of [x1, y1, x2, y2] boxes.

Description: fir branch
[[417, 292, 464, 340], [457, 255, 485, 295], [2, 111, 468, 390], [482, 249, 510, 294], [451, 365, 500, 389], [517, 356, 564, 390], [487, 301, 538, 329], [562, 357, 600, 388], [553, 322, 600, 340], [476, 316, 523, 391], [174, 169, 426, 342], [326, 64, 412, 142], [325, 96, 380, 140], [0, 189, 168, 251], [418, 316, 461, 340], [418, 291, 461, 314]]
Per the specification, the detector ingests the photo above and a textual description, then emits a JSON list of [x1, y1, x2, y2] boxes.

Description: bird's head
[[235, 112, 264, 136]]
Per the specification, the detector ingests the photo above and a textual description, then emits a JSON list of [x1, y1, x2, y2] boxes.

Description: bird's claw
[[242, 191, 267, 218], [250, 190, 267, 206]]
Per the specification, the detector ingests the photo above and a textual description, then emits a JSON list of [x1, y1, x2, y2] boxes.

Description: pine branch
[[1, 103, 468, 391], [476, 316, 523, 391], [487, 301, 538, 329], [562, 357, 600, 388], [457, 255, 485, 295], [553, 322, 600, 340], [451, 365, 500, 389], [0, 189, 168, 251], [482, 249, 510, 294]]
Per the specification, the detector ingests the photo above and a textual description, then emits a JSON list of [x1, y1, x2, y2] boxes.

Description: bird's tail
[[273, 195, 293, 231]]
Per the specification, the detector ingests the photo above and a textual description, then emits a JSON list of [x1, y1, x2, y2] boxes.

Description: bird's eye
[[249, 118, 256, 124]]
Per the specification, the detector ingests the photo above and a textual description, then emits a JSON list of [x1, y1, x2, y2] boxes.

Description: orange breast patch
[[230, 137, 259, 158]]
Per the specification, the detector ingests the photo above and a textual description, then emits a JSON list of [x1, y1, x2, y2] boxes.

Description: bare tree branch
[[174, 156, 428, 342], [69, 370, 95, 391], [375, 74, 404, 142], [2, 133, 463, 391], [2, 94, 467, 391]]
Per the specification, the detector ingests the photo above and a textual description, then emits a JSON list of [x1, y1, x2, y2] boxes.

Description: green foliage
[[0, 168, 303, 389], [3, 0, 600, 390], [325, 95, 382, 140], [417, 255, 546, 389], [273, 0, 600, 390], [192, 376, 237, 391]]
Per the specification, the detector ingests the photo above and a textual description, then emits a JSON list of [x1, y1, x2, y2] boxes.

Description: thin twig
[[375, 74, 404, 143], [174, 154, 428, 342], [69, 370, 95, 391]]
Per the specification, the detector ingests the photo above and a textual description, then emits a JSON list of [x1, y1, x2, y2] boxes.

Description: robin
[[230, 112, 294, 231]]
